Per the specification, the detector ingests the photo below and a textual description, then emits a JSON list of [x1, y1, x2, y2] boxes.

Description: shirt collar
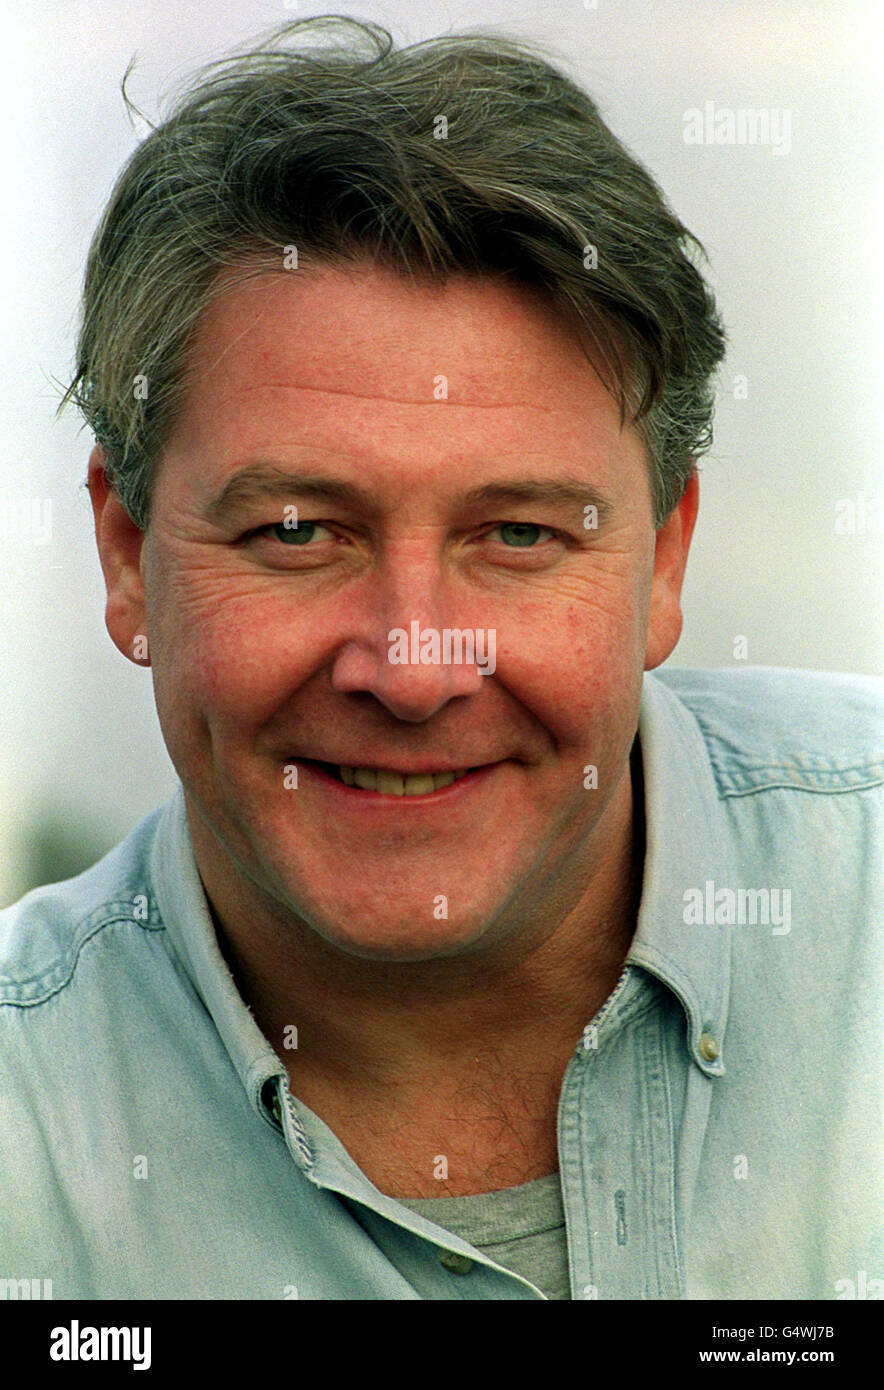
[[627, 670, 733, 1076], [149, 669, 732, 1136], [149, 790, 286, 1125]]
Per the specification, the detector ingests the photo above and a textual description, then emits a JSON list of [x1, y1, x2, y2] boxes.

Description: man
[[1, 17, 880, 1301]]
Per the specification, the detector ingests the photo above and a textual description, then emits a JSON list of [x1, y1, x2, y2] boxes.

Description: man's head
[[76, 18, 725, 963]]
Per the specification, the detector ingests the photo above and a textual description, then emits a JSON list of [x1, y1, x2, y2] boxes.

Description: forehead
[[163, 258, 641, 496]]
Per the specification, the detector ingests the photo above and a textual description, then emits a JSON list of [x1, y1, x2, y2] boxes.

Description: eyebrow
[[206, 462, 614, 525], [464, 478, 614, 522], [207, 466, 371, 522]]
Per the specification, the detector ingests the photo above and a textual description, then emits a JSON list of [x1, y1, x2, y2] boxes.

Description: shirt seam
[[717, 774, 883, 799], [472, 1219, 568, 1248], [399, 1192, 566, 1246], [0, 907, 164, 1008], [657, 1004, 684, 1297]]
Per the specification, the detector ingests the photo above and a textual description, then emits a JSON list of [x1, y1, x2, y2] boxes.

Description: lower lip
[[293, 760, 502, 810]]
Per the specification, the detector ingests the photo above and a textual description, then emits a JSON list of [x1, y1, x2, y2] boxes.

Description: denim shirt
[[1, 666, 881, 1300]]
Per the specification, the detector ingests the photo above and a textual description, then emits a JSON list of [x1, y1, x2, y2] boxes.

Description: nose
[[329, 563, 490, 723]]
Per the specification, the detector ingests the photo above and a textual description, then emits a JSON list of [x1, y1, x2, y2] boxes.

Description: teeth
[[375, 770, 404, 795], [337, 766, 470, 795], [402, 774, 436, 796]]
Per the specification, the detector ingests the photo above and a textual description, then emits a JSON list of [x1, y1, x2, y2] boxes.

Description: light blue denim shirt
[[1, 667, 881, 1300]]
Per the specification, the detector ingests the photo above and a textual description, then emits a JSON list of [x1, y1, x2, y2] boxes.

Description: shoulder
[[650, 664, 884, 797], [0, 803, 167, 1010]]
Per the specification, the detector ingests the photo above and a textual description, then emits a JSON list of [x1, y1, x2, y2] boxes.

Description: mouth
[[296, 759, 485, 797]]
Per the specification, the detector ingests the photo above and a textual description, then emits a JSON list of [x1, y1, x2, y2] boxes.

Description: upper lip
[[298, 756, 501, 775]]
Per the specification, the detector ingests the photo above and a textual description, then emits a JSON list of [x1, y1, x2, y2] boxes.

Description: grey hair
[[62, 15, 726, 529]]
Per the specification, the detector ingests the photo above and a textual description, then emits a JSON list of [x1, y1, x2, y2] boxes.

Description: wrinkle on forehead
[[216, 380, 561, 411]]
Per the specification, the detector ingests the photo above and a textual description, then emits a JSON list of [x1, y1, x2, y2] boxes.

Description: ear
[[87, 445, 151, 667], [643, 470, 699, 671]]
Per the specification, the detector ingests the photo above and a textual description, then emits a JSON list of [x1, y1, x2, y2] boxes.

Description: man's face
[[97, 259, 695, 961]]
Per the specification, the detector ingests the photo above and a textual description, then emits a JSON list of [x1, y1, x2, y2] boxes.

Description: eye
[[259, 520, 332, 546], [490, 522, 556, 547]]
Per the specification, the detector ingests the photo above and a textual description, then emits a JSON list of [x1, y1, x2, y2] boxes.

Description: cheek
[[501, 591, 644, 747], [148, 581, 320, 731]]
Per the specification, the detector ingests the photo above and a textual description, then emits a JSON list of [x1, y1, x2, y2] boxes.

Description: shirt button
[[698, 1031, 719, 1062], [438, 1249, 473, 1275]]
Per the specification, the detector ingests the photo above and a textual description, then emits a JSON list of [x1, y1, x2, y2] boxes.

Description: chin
[[298, 901, 494, 963]]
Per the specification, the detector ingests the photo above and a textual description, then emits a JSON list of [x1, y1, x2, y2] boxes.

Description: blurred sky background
[[1, 0, 881, 905]]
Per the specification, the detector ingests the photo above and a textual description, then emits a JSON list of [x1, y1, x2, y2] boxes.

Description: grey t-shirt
[[397, 1172, 571, 1299]]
